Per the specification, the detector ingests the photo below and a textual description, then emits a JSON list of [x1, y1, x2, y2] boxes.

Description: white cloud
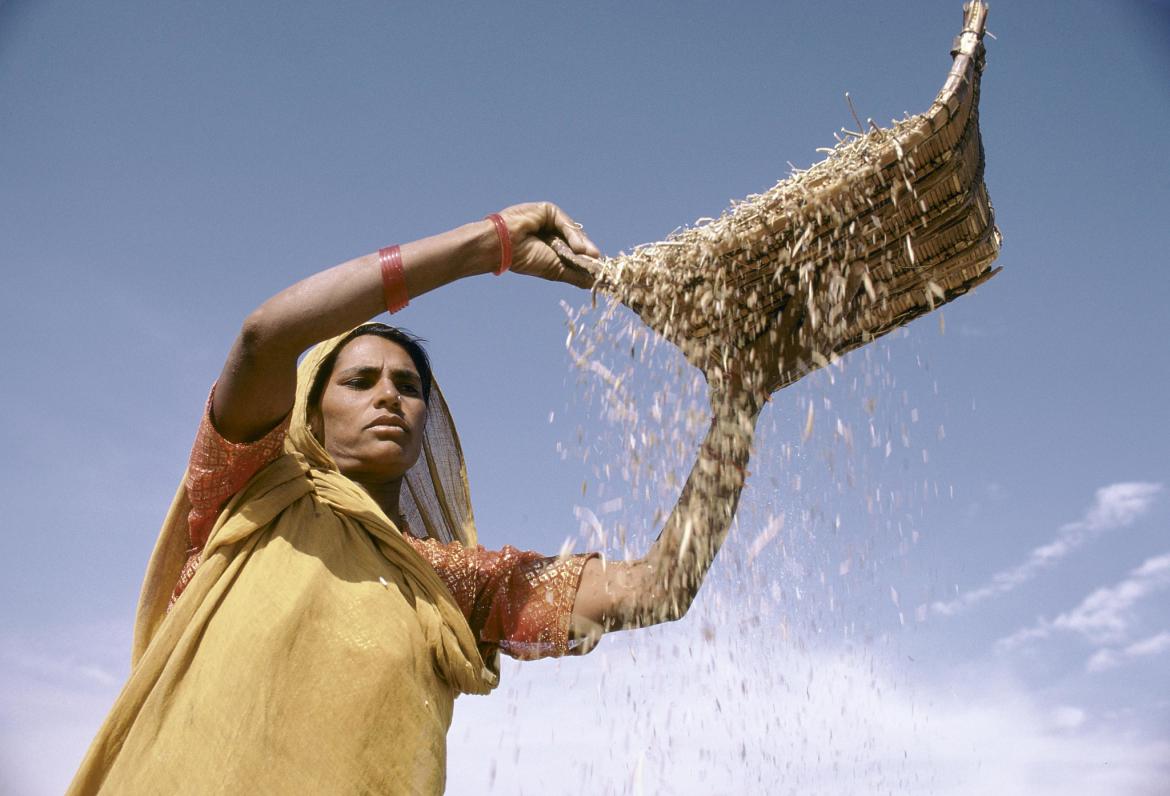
[[1127, 632, 1170, 657], [6, 607, 1170, 796], [448, 618, 1170, 796], [1085, 648, 1120, 673], [996, 622, 1054, 651], [998, 552, 1170, 652], [934, 482, 1162, 616], [1055, 554, 1170, 644], [1078, 482, 1164, 531], [1049, 706, 1087, 731], [0, 621, 130, 795], [1086, 631, 1170, 673]]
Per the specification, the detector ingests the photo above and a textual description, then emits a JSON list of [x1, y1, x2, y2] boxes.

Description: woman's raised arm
[[212, 203, 599, 442]]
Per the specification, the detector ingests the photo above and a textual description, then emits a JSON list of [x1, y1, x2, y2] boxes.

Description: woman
[[69, 203, 766, 794]]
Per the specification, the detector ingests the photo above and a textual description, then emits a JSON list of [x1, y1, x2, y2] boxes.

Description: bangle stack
[[379, 245, 408, 313], [380, 211, 510, 314], [484, 213, 512, 275]]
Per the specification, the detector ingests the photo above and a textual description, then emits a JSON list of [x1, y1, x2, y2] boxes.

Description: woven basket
[[563, 2, 1000, 393]]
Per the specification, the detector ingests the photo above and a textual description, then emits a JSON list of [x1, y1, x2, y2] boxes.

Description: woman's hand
[[496, 202, 601, 289]]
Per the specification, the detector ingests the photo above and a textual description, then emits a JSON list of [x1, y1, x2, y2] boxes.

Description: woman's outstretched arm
[[212, 203, 599, 442], [567, 319, 799, 648], [568, 397, 757, 648]]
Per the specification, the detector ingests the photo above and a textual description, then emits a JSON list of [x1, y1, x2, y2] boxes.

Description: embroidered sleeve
[[170, 389, 290, 605], [405, 536, 596, 661]]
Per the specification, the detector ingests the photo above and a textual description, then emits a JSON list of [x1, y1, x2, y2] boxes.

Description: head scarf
[[72, 327, 495, 794], [133, 326, 494, 686]]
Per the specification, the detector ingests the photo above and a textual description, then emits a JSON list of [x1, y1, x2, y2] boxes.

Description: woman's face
[[317, 335, 428, 482]]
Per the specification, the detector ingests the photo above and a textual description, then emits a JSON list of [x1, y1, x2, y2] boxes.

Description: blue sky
[[1, 1, 1168, 792]]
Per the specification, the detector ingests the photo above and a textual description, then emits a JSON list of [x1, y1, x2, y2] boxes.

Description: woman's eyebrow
[[335, 365, 381, 379], [335, 365, 420, 381]]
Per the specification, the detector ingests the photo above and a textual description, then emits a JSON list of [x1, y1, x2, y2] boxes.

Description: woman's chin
[[338, 451, 417, 482]]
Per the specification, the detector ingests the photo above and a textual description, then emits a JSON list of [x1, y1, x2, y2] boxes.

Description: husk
[[579, 2, 999, 393]]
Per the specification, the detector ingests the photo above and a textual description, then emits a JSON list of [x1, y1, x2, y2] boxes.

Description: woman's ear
[[309, 406, 324, 444]]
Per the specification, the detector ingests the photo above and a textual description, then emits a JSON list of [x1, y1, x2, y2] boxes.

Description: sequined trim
[[406, 537, 595, 660]]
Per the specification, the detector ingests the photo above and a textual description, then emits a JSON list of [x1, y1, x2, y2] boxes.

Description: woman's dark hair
[[307, 324, 433, 410]]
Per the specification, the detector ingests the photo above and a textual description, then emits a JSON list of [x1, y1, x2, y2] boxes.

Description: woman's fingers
[[557, 258, 598, 290], [547, 204, 601, 258], [549, 237, 601, 288], [504, 201, 599, 258]]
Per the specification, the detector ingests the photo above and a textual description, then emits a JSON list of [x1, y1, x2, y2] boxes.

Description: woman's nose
[[374, 379, 401, 408]]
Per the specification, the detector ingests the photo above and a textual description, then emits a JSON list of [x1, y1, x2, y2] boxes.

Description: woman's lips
[[366, 415, 407, 433]]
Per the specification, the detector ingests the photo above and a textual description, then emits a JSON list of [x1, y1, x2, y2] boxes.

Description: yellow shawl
[[69, 328, 497, 795]]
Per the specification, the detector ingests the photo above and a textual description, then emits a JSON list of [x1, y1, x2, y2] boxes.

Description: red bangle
[[484, 213, 512, 275], [379, 245, 409, 313]]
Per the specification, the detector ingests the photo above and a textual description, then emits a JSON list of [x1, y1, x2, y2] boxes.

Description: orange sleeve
[[405, 536, 597, 661], [170, 389, 290, 607]]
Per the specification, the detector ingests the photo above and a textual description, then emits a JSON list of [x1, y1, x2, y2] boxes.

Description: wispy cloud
[[998, 552, 1170, 652], [934, 482, 1162, 616], [450, 627, 1170, 795], [1054, 554, 1170, 643], [9, 606, 1170, 796], [0, 620, 130, 795], [1087, 631, 1170, 673]]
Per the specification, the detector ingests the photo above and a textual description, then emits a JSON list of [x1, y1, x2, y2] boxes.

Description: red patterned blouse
[[169, 397, 593, 660]]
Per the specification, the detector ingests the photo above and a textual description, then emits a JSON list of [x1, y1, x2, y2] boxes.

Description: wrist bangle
[[484, 213, 512, 275], [379, 245, 409, 313]]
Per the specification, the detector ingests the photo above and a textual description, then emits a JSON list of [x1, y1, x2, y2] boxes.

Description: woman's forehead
[[333, 335, 419, 375]]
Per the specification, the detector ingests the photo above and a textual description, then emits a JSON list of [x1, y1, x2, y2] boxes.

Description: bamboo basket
[[563, 2, 1000, 394]]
